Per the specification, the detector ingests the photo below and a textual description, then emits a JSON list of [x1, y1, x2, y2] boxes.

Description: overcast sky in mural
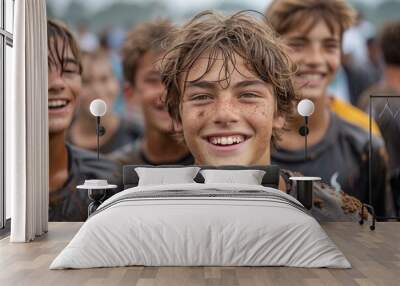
[[50, 0, 388, 15]]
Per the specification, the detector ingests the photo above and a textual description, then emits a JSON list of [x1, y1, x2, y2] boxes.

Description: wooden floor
[[0, 222, 399, 286]]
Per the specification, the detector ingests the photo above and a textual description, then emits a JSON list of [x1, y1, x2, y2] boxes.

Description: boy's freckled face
[[283, 20, 341, 99], [179, 52, 284, 166]]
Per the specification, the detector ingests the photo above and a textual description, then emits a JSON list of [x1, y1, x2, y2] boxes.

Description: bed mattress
[[50, 183, 350, 269]]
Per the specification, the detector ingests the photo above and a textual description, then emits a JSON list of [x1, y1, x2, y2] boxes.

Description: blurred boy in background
[[48, 19, 121, 221], [266, 0, 394, 217], [68, 51, 142, 154], [109, 19, 194, 166]]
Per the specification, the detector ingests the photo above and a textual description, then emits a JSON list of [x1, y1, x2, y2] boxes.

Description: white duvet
[[50, 183, 350, 269]]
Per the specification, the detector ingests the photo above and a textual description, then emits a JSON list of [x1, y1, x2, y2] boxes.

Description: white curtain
[[7, 0, 48, 242]]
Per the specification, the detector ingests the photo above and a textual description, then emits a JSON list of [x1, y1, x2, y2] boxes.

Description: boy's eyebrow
[[324, 38, 340, 43], [186, 79, 266, 90], [287, 35, 340, 42], [49, 57, 79, 71], [286, 36, 308, 41], [233, 80, 266, 89], [185, 80, 218, 90], [63, 58, 79, 66], [145, 70, 161, 76]]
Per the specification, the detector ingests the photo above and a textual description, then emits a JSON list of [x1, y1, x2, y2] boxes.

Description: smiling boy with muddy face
[[162, 11, 295, 167], [160, 10, 364, 221], [180, 54, 285, 166]]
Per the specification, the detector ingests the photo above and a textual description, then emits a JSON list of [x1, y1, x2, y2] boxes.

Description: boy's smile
[[179, 52, 284, 166], [203, 133, 252, 155]]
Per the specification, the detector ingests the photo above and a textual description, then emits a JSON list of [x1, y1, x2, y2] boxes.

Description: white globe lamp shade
[[90, 99, 107, 117], [297, 99, 315, 117]]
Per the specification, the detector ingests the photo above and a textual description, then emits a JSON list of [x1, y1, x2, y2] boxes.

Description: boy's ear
[[273, 112, 285, 130]]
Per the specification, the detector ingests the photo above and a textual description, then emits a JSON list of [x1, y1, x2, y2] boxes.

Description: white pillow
[[135, 167, 200, 186], [200, 169, 266, 185]]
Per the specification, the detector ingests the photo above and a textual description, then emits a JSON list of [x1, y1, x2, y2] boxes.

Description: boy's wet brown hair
[[121, 19, 175, 85], [47, 19, 82, 74], [265, 0, 356, 36], [160, 10, 299, 144]]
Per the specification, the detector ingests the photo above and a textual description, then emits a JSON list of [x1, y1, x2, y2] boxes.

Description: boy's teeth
[[48, 100, 68, 108], [209, 135, 245, 146], [301, 74, 322, 80]]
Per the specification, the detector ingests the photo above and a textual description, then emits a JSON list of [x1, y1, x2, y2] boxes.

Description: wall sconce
[[297, 99, 315, 161], [89, 99, 107, 160]]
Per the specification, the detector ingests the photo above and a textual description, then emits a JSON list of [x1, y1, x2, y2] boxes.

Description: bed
[[50, 165, 350, 269]]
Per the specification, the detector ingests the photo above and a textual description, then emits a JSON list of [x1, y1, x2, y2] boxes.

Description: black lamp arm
[[298, 116, 309, 161], [95, 116, 106, 160]]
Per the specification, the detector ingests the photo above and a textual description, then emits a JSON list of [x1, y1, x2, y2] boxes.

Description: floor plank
[[0, 222, 399, 286]]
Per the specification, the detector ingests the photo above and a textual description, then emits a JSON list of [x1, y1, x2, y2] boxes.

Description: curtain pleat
[[8, 0, 26, 242], [9, 0, 48, 242], [40, 0, 49, 234]]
